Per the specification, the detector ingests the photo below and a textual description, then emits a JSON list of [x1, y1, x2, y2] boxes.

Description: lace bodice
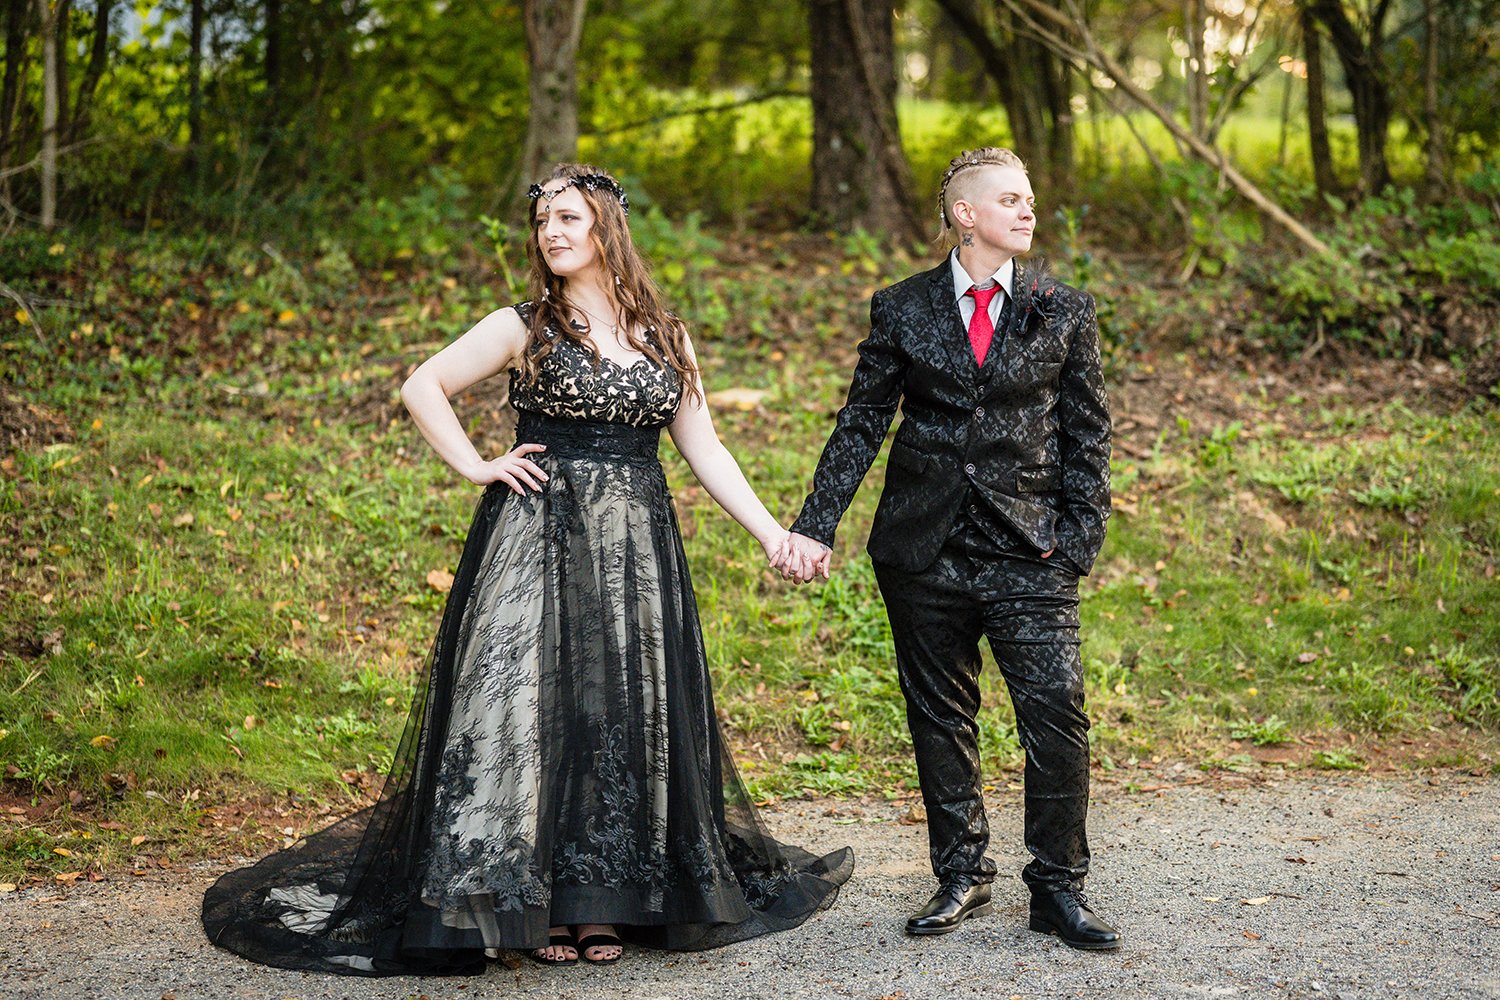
[[508, 302, 683, 428]]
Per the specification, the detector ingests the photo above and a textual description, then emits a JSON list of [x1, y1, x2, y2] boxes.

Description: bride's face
[[534, 185, 600, 279]]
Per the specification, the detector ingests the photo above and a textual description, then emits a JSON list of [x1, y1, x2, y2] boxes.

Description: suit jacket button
[[975, 406, 985, 418], [964, 463, 976, 475]]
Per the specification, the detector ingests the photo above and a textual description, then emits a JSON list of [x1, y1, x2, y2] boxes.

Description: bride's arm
[[667, 336, 792, 563], [401, 307, 539, 489]]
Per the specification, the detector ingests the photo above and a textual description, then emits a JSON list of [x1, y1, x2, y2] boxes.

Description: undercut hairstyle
[[936, 147, 1028, 244], [521, 162, 699, 401]]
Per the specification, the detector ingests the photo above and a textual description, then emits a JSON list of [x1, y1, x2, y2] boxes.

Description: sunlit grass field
[[585, 91, 1408, 227]]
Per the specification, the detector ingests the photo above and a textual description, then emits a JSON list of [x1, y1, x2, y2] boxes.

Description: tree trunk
[[1034, 31, 1075, 191], [1301, 4, 1337, 197], [1, 0, 30, 176], [48, 0, 68, 143], [1420, 0, 1446, 196], [519, 0, 586, 199], [262, 0, 280, 142], [930, 0, 1074, 194], [35, 0, 57, 227], [1183, 0, 1208, 139], [808, 0, 919, 239], [1307, 0, 1392, 194], [68, 0, 110, 142], [188, 0, 203, 174]]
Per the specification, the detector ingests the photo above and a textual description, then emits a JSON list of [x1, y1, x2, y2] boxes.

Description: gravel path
[[2, 775, 1497, 1000]]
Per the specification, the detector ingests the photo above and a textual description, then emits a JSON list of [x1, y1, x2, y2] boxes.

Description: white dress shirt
[[949, 249, 1014, 329]]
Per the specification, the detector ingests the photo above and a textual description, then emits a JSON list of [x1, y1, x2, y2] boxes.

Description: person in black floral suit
[[775, 147, 1119, 950]]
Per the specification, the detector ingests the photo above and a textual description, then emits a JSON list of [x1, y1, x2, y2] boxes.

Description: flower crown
[[526, 174, 630, 215]]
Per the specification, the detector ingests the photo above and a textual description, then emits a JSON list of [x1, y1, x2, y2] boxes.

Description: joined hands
[[767, 531, 832, 584]]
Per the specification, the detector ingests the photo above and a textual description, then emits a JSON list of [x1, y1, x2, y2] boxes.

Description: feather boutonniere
[[1017, 268, 1060, 335]]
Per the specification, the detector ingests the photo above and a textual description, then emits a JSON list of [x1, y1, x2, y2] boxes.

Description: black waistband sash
[[514, 410, 663, 464]]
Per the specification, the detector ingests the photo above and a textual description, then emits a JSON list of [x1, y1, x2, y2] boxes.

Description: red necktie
[[965, 285, 999, 365]]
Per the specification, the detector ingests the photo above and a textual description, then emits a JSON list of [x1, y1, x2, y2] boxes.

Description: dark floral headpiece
[[526, 174, 630, 215]]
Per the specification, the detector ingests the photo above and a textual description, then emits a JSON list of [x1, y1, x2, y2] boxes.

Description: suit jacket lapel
[[925, 262, 980, 381]]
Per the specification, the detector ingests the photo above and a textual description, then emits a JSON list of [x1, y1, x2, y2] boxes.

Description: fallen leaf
[[1243, 930, 1262, 940], [52, 848, 74, 857], [707, 387, 768, 411], [426, 569, 454, 593], [90, 735, 118, 750], [0, 883, 16, 892], [1297, 651, 1319, 663], [172, 512, 195, 527], [130, 835, 146, 846], [1241, 896, 1270, 906]]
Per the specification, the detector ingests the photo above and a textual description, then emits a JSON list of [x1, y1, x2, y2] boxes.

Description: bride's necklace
[[569, 300, 622, 339]]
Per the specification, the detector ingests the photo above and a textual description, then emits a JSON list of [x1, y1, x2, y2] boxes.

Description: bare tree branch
[[586, 89, 808, 137], [996, 0, 1331, 255], [0, 279, 45, 344]]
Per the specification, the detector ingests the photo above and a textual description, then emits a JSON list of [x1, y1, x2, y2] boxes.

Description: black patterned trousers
[[872, 513, 1092, 891]]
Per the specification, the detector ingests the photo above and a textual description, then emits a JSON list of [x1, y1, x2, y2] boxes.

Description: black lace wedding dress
[[202, 303, 853, 976]]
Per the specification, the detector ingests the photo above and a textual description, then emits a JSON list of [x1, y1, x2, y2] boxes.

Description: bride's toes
[[576, 923, 623, 963], [529, 926, 578, 964]]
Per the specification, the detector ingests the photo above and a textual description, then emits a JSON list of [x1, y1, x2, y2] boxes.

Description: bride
[[201, 163, 851, 975]]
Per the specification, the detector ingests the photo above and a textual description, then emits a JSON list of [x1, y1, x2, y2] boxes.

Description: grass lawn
[[1, 229, 1496, 884]]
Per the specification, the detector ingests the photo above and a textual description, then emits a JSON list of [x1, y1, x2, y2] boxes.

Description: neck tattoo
[[961, 231, 974, 247]]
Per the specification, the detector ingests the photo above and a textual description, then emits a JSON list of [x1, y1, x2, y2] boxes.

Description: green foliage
[[1161, 161, 1263, 277], [1312, 749, 1365, 771], [1245, 184, 1500, 355], [345, 168, 474, 267], [1230, 715, 1291, 746], [1432, 644, 1499, 727]]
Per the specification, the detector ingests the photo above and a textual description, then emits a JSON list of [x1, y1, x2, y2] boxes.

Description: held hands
[[464, 443, 550, 494], [768, 531, 832, 585]]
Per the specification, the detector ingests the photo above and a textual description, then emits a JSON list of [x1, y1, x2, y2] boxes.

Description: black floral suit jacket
[[790, 258, 1111, 575]]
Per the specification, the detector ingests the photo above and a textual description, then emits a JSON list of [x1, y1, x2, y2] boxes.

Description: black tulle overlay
[[202, 328, 853, 977]]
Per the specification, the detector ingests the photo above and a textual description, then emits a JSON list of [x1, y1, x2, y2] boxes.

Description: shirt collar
[[949, 248, 1014, 302]]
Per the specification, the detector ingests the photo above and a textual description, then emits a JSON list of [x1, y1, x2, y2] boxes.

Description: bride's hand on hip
[[465, 443, 549, 493]]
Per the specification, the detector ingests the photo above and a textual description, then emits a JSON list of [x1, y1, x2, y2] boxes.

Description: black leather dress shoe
[[905, 880, 993, 936], [1029, 886, 1121, 950]]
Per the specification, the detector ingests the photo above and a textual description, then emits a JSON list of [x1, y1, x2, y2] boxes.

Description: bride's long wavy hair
[[520, 163, 699, 401]]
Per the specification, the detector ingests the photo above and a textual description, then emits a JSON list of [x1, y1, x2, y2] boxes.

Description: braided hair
[[935, 147, 1028, 243]]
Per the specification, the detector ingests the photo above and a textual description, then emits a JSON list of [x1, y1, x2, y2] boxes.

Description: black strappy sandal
[[527, 928, 579, 966], [575, 930, 623, 964]]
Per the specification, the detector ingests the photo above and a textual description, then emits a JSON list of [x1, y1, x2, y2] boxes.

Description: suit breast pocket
[[1020, 329, 1069, 366]]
